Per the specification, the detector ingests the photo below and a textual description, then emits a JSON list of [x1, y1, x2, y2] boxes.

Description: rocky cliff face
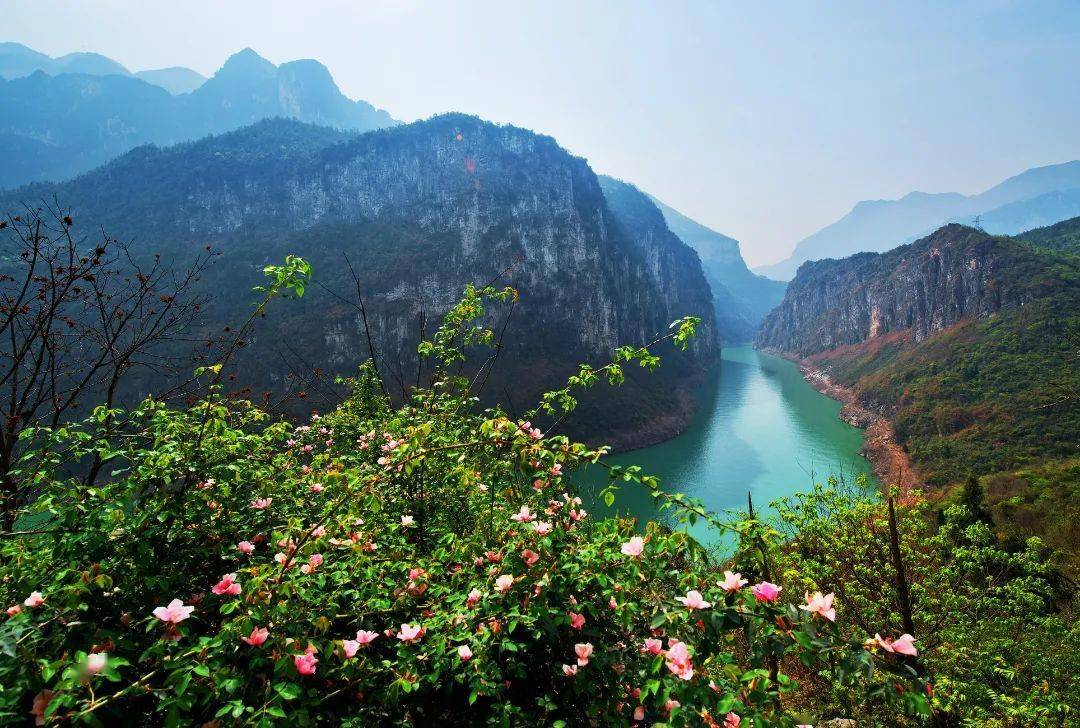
[[5, 115, 718, 445], [756, 224, 1047, 357]]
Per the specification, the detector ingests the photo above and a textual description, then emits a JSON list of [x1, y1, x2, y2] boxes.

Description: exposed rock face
[[757, 224, 1043, 357], [4, 115, 718, 445]]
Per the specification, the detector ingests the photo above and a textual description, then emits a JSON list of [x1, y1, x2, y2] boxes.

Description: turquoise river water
[[581, 345, 875, 548]]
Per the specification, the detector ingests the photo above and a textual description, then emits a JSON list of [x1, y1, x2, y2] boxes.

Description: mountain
[[758, 221, 1079, 568], [0, 46, 397, 188], [134, 66, 206, 94], [0, 42, 131, 78], [757, 161, 1080, 280], [647, 195, 786, 341], [2, 115, 718, 448]]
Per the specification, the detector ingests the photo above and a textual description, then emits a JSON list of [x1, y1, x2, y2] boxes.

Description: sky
[[6, 0, 1080, 266]]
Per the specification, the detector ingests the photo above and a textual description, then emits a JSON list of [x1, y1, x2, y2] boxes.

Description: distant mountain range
[[756, 161, 1080, 280], [0, 43, 397, 188]]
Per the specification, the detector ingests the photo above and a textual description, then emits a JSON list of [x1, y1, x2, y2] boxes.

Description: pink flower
[[521, 548, 540, 567], [665, 640, 694, 680], [568, 508, 587, 522], [457, 644, 473, 661], [675, 590, 712, 610], [241, 627, 269, 646], [466, 588, 482, 607], [800, 591, 836, 622], [574, 642, 594, 666], [569, 612, 585, 630], [23, 592, 44, 608], [250, 498, 272, 510], [301, 553, 324, 574], [495, 574, 514, 593], [310, 525, 326, 538], [641, 638, 663, 655], [356, 629, 379, 645], [342, 639, 360, 658], [562, 664, 578, 676], [551, 463, 563, 476], [620, 536, 644, 558], [309, 483, 324, 493], [31, 690, 54, 726], [724, 712, 741, 728], [633, 705, 645, 722], [85, 653, 107, 675], [534, 521, 553, 536], [400, 514, 415, 527], [237, 540, 255, 555], [211, 573, 242, 596], [294, 652, 318, 675], [871, 633, 918, 656], [750, 581, 782, 603], [718, 570, 748, 592], [152, 598, 194, 624], [665, 699, 680, 712], [397, 623, 423, 643], [510, 505, 535, 523], [6, 605, 21, 617]]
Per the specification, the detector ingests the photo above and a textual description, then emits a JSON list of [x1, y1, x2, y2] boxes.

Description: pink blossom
[[495, 574, 514, 593], [569, 612, 585, 630], [800, 591, 836, 622], [562, 664, 578, 676], [551, 464, 563, 476], [750, 581, 782, 603], [633, 705, 645, 722], [250, 498, 272, 510], [6, 605, 20, 617], [309, 483, 324, 493], [534, 521, 553, 535], [342, 639, 360, 658], [237, 540, 255, 555], [510, 505, 536, 523], [23, 592, 44, 608], [211, 573, 242, 596], [675, 590, 712, 610], [609, 596, 618, 610], [641, 638, 663, 655], [152, 598, 194, 624], [301, 553, 324, 574], [397, 623, 423, 643], [466, 588, 482, 607], [665, 699, 680, 712], [356, 629, 379, 645], [294, 652, 318, 675], [457, 644, 473, 661], [871, 633, 918, 656], [85, 653, 107, 674], [241, 627, 269, 646], [310, 525, 326, 538], [718, 570, 748, 592], [724, 712, 741, 728], [521, 549, 540, 567], [400, 515, 415, 527], [665, 640, 694, 680], [574, 642, 594, 666], [568, 508, 587, 522], [620, 536, 644, 558]]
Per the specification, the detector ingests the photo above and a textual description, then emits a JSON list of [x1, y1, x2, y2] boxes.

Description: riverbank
[[794, 359, 923, 494]]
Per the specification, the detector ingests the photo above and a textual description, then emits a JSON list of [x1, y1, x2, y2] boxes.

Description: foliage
[[0, 275, 926, 725]]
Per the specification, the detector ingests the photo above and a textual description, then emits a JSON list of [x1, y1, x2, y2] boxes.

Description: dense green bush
[[0, 273, 927, 725]]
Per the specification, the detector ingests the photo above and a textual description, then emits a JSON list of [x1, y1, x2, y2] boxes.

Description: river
[[581, 345, 875, 548]]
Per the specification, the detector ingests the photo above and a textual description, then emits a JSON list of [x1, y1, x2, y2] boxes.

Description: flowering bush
[[0, 280, 928, 725]]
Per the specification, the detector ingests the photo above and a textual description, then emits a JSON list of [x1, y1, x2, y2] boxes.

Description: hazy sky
[[7, 0, 1080, 266]]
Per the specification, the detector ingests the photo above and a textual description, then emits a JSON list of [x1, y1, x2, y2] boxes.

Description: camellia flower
[[342, 639, 360, 658], [250, 498, 272, 510], [870, 633, 918, 656], [294, 652, 318, 675], [675, 590, 712, 610], [510, 505, 535, 523], [521, 549, 540, 567], [85, 653, 107, 675], [152, 598, 194, 624], [458, 645, 473, 661], [241, 627, 269, 646], [211, 574, 242, 596], [562, 664, 578, 676], [724, 712, 741, 728], [31, 690, 55, 726], [400, 515, 415, 527], [6, 605, 20, 617], [718, 570, 748, 592], [466, 588, 482, 607], [309, 483, 324, 493], [641, 638, 663, 655], [568, 508, 587, 522], [300, 554, 324, 574], [356, 629, 379, 645], [574, 642, 594, 666], [665, 640, 694, 680], [397, 624, 423, 643], [569, 612, 585, 630], [800, 591, 836, 622], [23, 592, 44, 608], [634, 706, 645, 722], [534, 521, 553, 536], [620, 536, 644, 558], [495, 574, 514, 593], [750, 581, 782, 603], [237, 540, 255, 555]]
